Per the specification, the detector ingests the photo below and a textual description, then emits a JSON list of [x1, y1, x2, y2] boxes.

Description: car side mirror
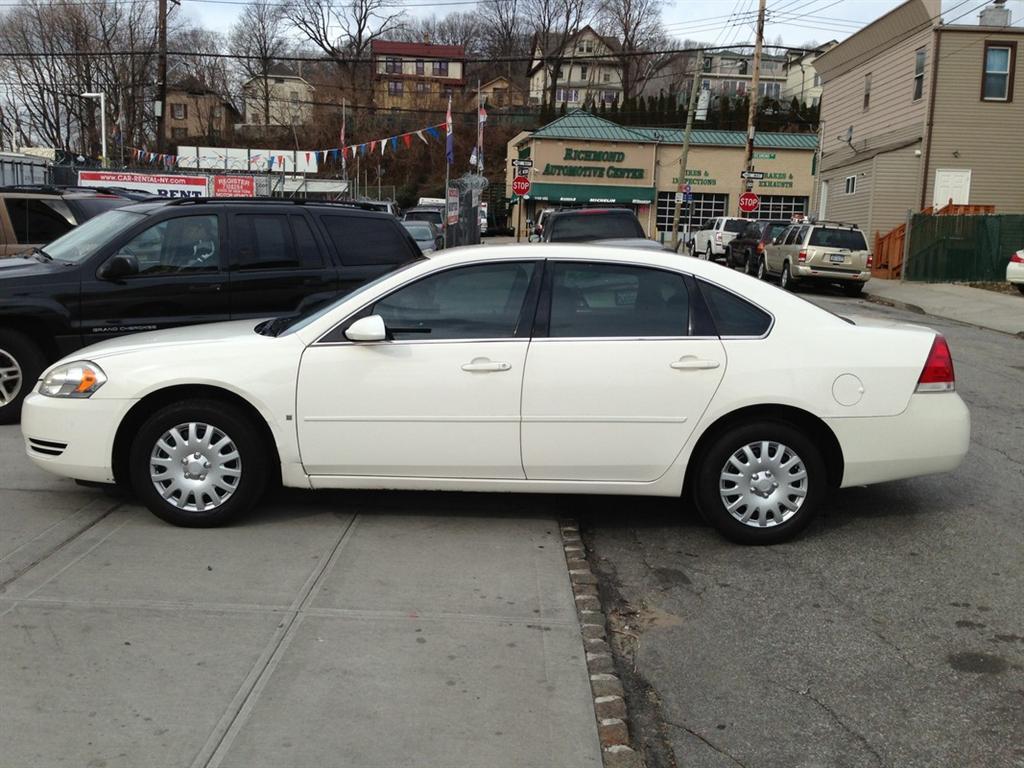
[[98, 253, 139, 280], [345, 314, 387, 342]]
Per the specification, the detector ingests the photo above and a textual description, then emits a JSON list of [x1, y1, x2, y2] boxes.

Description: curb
[[862, 292, 926, 315], [560, 520, 646, 768]]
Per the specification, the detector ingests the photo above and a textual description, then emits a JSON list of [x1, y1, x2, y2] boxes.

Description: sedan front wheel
[[130, 399, 269, 527], [695, 421, 826, 544]]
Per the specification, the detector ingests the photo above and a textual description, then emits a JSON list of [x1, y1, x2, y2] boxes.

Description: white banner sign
[[177, 146, 318, 173], [78, 170, 209, 197]]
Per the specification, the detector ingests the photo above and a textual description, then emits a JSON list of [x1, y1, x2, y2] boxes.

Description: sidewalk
[[865, 279, 1024, 336]]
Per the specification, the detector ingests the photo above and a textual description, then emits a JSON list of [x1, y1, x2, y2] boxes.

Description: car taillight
[[1011, 251, 1024, 264], [715, 232, 722, 243], [867, 253, 874, 268], [797, 249, 807, 263], [916, 335, 955, 393]]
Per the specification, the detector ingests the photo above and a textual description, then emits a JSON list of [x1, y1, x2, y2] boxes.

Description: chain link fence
[[905, 214, 1024, 282], [447, 173, 488, 248]]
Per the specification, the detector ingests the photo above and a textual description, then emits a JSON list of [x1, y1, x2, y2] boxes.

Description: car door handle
[[461, 359, 512, 373], [670, 357, 721, 370], [189, 283, 223, 293]]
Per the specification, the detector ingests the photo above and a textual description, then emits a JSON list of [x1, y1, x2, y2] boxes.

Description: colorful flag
[[390, 136, 398, 153], [445, 97, 454, 165], [403, 134, 413, 149], [417, 130, 428, 143]]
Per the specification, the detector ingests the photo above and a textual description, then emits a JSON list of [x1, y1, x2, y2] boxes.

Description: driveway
[[0, 426, 600, 768]]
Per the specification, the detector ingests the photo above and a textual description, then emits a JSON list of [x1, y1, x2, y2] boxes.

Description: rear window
[[723, 219, 747, 233], [405, 210, 443, 225], [65, 196, 130, 222], [322, 215, 417, 266], [547, 212, 644, 242], [4, 198, 75, 243], [809, 228, 868, 250]]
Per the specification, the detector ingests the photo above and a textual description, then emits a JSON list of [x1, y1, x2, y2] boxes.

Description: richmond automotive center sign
[[78, 171, 209, 197]]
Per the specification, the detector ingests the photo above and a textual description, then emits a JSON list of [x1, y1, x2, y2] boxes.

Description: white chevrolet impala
[[21, 245, 970, 544]]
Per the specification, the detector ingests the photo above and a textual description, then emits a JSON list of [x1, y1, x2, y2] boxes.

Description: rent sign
[[78, 171, 209, 197]]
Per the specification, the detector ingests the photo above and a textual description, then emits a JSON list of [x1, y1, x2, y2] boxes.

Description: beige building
[[371, 40, 465, 110], [506, 110, 818, 239], [815, 0, 1024, 241], [165, 80, 239, 144], [782, 42, 838, 107], [479, 76, 527, 110], [528, 26, 623, 107], [241, 66, 315, 128]]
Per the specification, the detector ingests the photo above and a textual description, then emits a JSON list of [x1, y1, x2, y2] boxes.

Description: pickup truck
[[0, 198, 421, 422]]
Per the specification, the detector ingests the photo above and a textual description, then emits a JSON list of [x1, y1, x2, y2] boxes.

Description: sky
[[178, 0, 1024, 49]]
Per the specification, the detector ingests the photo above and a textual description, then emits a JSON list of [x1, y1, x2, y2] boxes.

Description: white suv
[[691, 217, 749, 260]]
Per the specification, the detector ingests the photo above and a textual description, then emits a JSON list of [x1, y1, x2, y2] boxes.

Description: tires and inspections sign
[[212, 175, 256, 197], [78, 171, 209, 197]]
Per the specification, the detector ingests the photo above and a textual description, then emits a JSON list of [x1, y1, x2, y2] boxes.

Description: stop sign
[[512, 175, 531, 196], [739, 191, 760, 213]]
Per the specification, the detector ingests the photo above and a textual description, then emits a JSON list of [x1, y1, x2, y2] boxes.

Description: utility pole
[[740, 0, 768, 216], [155, 0, 168, 153], [670, 52, 703, 251]]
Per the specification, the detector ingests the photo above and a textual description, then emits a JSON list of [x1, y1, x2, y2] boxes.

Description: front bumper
[[825, 392, 970, 488], [21, 392, 136, 483]]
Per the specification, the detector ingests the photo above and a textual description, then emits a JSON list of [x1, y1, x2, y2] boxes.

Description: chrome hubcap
[[719, 441, 808, 528], [0, 348, 23, 406], [149, 422, 241, 512]]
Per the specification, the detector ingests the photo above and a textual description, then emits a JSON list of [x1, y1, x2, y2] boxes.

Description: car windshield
[[809, 228, 868, 250], [547, 212, 644, 242], [268, 259, 425, 337], [765, 223, 788, 240], [42, 209, 145, 264], [724, 219, 747, 233], [402, 222, 434, 240]]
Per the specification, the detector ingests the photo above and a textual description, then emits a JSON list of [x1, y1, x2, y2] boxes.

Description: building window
[[813, 73, 821, 87], [171, 103, 187, 120], [580, 65, 589, 80], [443, 86, 454, 98], [845, 175, 857, 194], [601, 90, 618, 104], [274, 78, 285, 84], [913, 49, 926, 101], [416, 81, 429, 93], [603, 72, 611, 83], [388, 80, 403, 96], [811, 95, 820, 107], [656, 192, 728, 234], [701, 78, 711, 91], [738, 59, 749, 75], [213, 106, 223, 119], [289, 91, 299, 102], [171, 127, 187, 139], [982, 42, 1015, 101], [415, 59, 424, 75], [556, 88, 580, 104], [760, 81, 780, 99], [494, 88, 507, 106], [578, 39, 594, 54], [742, 195, 809, 220], [433, 60, 449, 76], [385, 57, 401, 74], [863, 73, 871, 110]]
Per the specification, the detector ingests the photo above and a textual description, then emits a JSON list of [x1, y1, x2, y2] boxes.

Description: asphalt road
[[579, 292, 1024, 768]]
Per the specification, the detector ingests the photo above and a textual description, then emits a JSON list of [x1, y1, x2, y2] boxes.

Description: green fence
[[904, 213, 1024, 282]]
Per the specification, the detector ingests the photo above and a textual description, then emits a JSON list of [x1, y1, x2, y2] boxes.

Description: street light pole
[[81, 92, 107, 168]]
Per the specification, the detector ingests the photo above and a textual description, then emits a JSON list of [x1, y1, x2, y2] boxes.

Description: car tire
[[756, 256, 768, 281], [705, 244, 714, 261], [1016, 284, 1024, 295], [695, 420, 827, 545], [0, 329, 47, 425], [780, 262, 795, 291], [842, 283, 865, 297], [129, 399, 269, 527]]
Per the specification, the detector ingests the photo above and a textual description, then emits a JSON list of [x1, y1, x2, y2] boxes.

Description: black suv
[[0, 198, 421, 422], [538, 208, 647, 243], [725, 219, 790, 275]]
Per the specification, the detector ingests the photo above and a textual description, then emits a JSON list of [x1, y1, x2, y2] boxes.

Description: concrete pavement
[[0, 425, 601, 768], [866, 278, 1024, 335]]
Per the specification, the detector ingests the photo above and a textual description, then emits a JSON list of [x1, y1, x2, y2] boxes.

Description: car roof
[[551, 208, 635, 217], [115, 198, 396, 218]]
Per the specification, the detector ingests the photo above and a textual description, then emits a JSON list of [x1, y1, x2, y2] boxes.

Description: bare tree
[[476, 0, 530, 80], [596, 0, 670, 101], [398, 12, 484, 57], [284, 0, 405, 103], [228, 1, 290, 129], [524, 0, 590, 108]]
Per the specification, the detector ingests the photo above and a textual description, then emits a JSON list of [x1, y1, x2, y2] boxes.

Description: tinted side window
[[290, 215, 324, 268], [233, 214, 297, 270], [783, 227, 800, 245], [5, 198, 74, 243], [323, 215, 413, 266], [698, 280, 772, 337], [117, 215, 220, 275], [372, 262, 535, 341], [549, 263, 689, 338]]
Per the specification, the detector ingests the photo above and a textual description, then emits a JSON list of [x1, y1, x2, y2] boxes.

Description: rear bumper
[[794, 264, 871, 282], [826, 392, 970, 488], [21, 392, 134, 483]]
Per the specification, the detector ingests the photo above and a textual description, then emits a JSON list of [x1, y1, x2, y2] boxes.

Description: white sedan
[[21, 245, 970, 544], [1008, 248, 1024, 294]]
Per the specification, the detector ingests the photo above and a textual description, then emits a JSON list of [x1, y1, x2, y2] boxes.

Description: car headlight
[[39, 361, 107, 398]]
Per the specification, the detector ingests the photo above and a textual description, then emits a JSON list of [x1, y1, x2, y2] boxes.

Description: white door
[[933, 169, 971, 209], [521, 262, 726, 482], [296, 261, 538, 478]]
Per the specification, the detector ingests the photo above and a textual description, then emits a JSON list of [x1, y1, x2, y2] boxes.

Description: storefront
[[506, 110, 818, 240]]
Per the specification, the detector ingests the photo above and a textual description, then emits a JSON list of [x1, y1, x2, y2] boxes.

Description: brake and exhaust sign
[[77, 171, 209, 198]]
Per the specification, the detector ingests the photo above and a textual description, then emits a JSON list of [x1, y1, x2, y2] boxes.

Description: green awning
[[526, 182, 655, 205]]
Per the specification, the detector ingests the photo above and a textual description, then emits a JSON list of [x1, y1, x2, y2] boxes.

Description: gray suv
[[760, 220, 872, 296]]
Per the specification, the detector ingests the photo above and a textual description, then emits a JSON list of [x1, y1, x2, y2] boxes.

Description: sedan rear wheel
[[695, 421, 827, 544], [130, 399, 268, 527]]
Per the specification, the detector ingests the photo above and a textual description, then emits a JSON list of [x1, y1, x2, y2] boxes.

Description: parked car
[[23, 244, 969, 545], [726, 219, 790, 274], [536, 208, 646, 243], [1007, 249, 1024, 294], [531, 208, 553, 239], [404, 206, 445, 229], [760, 220, 872, 296], [402, 220, 444, 255], [691, 217, 749, 261], [0, 185, 131, 257], [356, 199, 400, 217], [0, 198, 421, 423]]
